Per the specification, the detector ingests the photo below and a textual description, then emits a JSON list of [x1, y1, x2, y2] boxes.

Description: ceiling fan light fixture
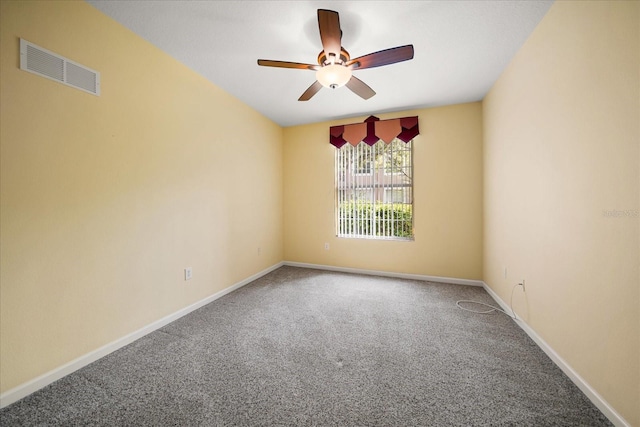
[[257, 9, 413, 100], [316, 64, 351, 89]]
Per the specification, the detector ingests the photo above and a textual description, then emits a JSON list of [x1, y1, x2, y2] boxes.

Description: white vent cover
[[20, 39, 100, 96]]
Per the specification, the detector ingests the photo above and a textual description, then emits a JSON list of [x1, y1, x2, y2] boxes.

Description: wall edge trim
[[283, 261, 483, 286], [481, 281, 630, 427], [0, 261, 285, 409]]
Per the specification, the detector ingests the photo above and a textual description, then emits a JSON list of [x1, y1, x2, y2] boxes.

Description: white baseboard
[[0, 262, 284, 409], [481, 282, 630, 427], [283, 261, 484, 287], [5, 263, 626, 427]]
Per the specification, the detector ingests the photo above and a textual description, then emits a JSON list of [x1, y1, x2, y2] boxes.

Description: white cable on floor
[[456, 283, 521, 320]]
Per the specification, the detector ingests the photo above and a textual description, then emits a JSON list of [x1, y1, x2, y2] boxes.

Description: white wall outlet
[[185, 267, 193, 281], [257, 247, 261, 255], [519, 279, 526, 291], [324, 243, 330, 250], [503, 267, 507, 279]]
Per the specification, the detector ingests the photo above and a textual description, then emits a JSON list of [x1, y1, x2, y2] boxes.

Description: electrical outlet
[[257, 247, 261, 255], [324, 243, 330, 250], [519, 279, 526, 291], [503, 267, 507, 279], [185, 267, 193, 281]]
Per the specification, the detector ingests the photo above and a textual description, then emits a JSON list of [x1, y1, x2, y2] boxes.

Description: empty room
[[0, 1, 638, 426]]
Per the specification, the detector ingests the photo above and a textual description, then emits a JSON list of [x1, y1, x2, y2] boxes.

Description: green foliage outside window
[[338, 201, 413, 238]]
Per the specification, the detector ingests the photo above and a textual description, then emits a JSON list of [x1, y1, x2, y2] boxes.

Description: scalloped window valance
[[330, 115, 419, 148]]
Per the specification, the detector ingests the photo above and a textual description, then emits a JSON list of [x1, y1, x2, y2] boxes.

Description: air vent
[[20, 39, 100, 96]]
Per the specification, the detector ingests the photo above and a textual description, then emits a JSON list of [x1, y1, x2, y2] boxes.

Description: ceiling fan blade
[[347, 45, 414, 70], [346, 76, 375, 100], [298, 81, 323, 101], [318, 9, 341, 58], [257, 59, 320, 71]]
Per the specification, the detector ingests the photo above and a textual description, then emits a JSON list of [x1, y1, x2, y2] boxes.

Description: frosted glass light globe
[[316, 64, 352, 89]]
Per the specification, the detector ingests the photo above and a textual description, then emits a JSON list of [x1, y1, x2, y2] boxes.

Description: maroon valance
[[330, 115, 419, 148]]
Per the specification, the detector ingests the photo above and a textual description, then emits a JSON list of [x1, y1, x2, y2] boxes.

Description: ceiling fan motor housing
[[318, 48, 351, 66]]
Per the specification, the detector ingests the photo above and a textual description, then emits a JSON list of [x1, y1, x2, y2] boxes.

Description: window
[[336, 139, 413, 239], [355, 153, 372, 175], [384, 188, 409, 204]]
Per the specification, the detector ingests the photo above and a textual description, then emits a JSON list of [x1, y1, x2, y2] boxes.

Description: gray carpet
[[1, 266, 611, 426]]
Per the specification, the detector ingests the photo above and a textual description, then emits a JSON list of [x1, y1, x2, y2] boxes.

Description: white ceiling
[[87, 0, 554, 127]]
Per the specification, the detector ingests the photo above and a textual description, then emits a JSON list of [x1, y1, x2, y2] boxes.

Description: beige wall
[[483, 1, 639, 425], [284, 104, 483, 280], [0, 1, 283, 393]]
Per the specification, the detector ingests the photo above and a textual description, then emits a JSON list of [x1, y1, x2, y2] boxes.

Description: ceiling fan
[[257, 9, 414, 101]]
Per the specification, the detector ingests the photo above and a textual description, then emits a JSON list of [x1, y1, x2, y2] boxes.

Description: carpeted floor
[[0, 266, 611, 426]]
